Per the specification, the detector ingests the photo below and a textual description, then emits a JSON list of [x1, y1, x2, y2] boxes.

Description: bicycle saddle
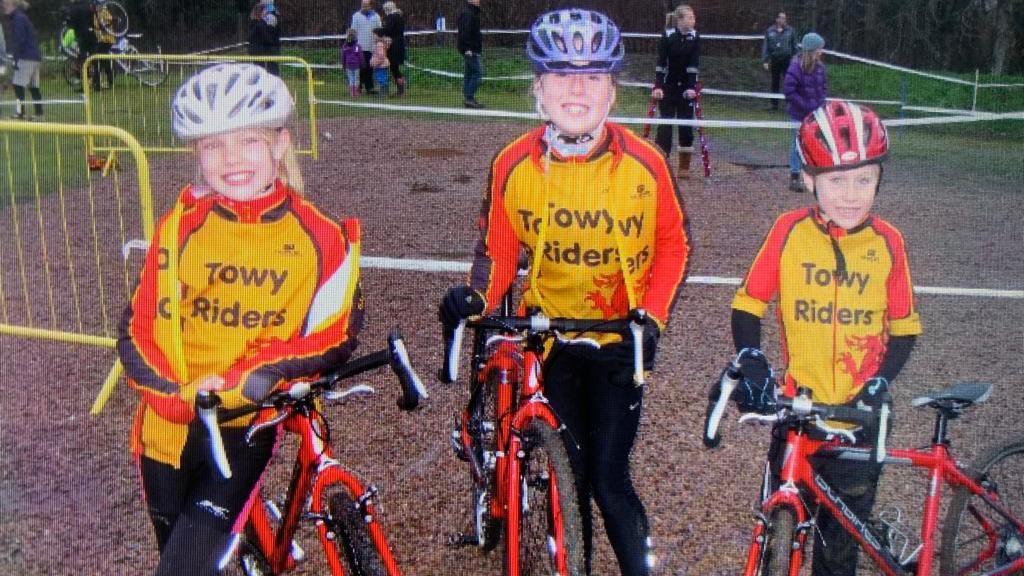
[[911, 382, 993, 412]]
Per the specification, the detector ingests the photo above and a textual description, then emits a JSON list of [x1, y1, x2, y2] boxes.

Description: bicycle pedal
[[447, 532, 481, 548]]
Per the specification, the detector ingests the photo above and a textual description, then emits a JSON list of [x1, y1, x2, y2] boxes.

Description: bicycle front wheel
[[468, 370, 502, 551], [132, 54, 168, 87], [940, 434, 1024, 576], [328, 492, 389, 576], [757, 508, 798, 576], [509, 420, 584, 576]]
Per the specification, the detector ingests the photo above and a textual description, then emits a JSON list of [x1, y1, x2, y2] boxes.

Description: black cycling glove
[[438, 285, 485, 330], [732, 348, 778, 415]]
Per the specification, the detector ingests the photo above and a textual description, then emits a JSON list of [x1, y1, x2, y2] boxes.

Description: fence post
[[972, 68, 979, 112], [898, 75, 907, 138]]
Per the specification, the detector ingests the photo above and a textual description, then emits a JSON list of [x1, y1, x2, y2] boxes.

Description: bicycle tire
[[758, 508, 797, 576], [99, 1, 129, 37], [221, 532, 273, 576], [469, 370, 502, 551], [328, 491, 388, 576], [131, 52, 168, 87], [939, 434, 1024, 576], [510, 420, 584, 576], [63, 56, 83, 89]]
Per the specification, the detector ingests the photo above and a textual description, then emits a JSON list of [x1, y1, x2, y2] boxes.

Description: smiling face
[[196, 128, 290, 201], [534, 73, 616, 138], [804, 164, 881, 230]]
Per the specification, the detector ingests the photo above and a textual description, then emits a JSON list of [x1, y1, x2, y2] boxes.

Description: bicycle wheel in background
[[63, 57, 83, 89], [467, 370, 502, 551], [99, 1, 129, 37], [756, 508, 799, 576], [940, 435, 1024, 576], [511, 420, 584, 576], [328, 491, 388, 576]]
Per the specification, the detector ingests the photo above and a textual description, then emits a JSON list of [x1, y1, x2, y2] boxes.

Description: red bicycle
[[197, 330, 427, 576], [704, 352, 1024, 576], [440, 301, 647, 576]]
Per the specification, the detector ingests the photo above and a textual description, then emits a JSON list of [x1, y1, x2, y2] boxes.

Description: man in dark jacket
[[66, 0, 97, 91], [761, 11, 797, 110], [457, 0, 483, 108]]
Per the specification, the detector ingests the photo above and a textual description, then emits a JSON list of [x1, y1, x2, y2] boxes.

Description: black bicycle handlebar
[[197, 330, 426, 479], [440, 311, 648, 386]]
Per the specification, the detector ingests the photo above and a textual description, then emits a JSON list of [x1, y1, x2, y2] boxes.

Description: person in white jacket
[[351, 0, 382, 94]]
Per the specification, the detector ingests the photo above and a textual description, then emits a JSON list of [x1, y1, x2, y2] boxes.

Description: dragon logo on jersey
[[837, 333, 886, 389], [585, 272, 648, 319]]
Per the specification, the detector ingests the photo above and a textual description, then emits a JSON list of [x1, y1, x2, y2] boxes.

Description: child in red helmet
[[730, 100, 922, 575]]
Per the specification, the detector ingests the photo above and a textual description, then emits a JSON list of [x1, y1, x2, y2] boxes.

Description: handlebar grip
[[439, 321, 465, 383], [703, 367, 740, 448], [196, 391, 232, 479], [389, 329, 426, 411], [824, 405, 876, 427], [874, 403, 890, 464]]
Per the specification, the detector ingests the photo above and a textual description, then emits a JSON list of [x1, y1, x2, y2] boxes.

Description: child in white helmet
[[118, 63, 364, 575]]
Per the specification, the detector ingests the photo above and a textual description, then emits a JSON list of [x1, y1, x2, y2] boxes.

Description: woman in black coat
[[382, 1, 406, 95], [248, 1, 281, 76]]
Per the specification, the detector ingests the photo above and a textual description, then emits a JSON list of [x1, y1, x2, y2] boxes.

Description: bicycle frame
[[744, 427, 1024, 576], [239, 402, 401, 576]]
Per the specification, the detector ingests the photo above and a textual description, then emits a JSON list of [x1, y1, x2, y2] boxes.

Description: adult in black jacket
[[652, 4, 700, 178], [248, 1, 281, 76], [761, 12, 797, 110], [66, 0, 97, 91], [457, 0, 483, 108], [382, 1, 406, 95]]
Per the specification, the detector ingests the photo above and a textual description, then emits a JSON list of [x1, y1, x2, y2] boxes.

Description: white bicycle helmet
[[172, 63, 294, 142]]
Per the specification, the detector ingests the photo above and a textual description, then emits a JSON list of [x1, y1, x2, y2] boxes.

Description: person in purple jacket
[[341, 28, 363, 97], [783, 32, 827, 192], [3, 0, 43, 120]]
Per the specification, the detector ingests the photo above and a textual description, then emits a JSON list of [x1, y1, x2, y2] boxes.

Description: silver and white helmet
[[172, 63, 294, 142]]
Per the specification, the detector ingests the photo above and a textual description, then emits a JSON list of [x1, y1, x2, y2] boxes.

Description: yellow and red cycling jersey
[[732, 207, 922, 405], [119, 180, 364, 467], [469, 122, 690, 341]]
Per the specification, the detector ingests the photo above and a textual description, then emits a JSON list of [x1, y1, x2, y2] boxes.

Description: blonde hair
[[271, 129, 305, 194], [383, 1, 399, 15], [664, 12, 676, 30], [800, 50, 820, 74]]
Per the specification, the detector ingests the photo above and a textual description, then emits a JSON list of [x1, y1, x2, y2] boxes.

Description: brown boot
[[677, 147, 693, 179]]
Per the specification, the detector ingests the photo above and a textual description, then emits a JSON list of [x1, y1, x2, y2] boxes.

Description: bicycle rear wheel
[[99, 1, 129, 37], [757, 508, 799, 576], [328, 492, 388, 576], [509, 420, 584, 576], [63, 57, 83, 89], [132, 53, 168, 87], [940, 434, 1024, 576]]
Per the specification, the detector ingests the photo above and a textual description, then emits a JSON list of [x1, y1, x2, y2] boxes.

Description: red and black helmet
[[797, 100, 888, 173]]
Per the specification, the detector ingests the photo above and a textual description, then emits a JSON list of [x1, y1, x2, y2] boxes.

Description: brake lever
[[196, 391, 232, 479], [629, 310, 647, 386], [245, 409, 290, 445], [324, 383, 376, 404], [738, 412, 781, 426]]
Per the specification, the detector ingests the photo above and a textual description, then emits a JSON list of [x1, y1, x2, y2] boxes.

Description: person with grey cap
[[761, 11, 797, 111], [352, 0, 382, 94], [783, 32, 827, 192]]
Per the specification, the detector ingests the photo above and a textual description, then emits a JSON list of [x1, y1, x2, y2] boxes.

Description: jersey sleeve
[[117, 215, 192, 424], [219, 219, 365, 409], [880, 225, 922, 337], [469, 154, 522, 312], [640, 161, 690, 328], [732, 214, 796, 318]]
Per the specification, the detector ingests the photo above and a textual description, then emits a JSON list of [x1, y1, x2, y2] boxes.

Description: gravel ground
[[1, 116, 1021, 575]]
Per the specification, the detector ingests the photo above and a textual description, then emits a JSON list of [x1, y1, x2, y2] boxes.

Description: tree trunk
[[989, 0, 1016, 74]]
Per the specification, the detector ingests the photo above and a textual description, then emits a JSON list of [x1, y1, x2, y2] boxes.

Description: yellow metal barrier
[[81, 53, 319, 159], [0, 120, 154, 414]]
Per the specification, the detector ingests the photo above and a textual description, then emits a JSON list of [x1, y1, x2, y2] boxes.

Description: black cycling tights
[[544, 344, 652, 576], [140, 424, 276, 576]]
